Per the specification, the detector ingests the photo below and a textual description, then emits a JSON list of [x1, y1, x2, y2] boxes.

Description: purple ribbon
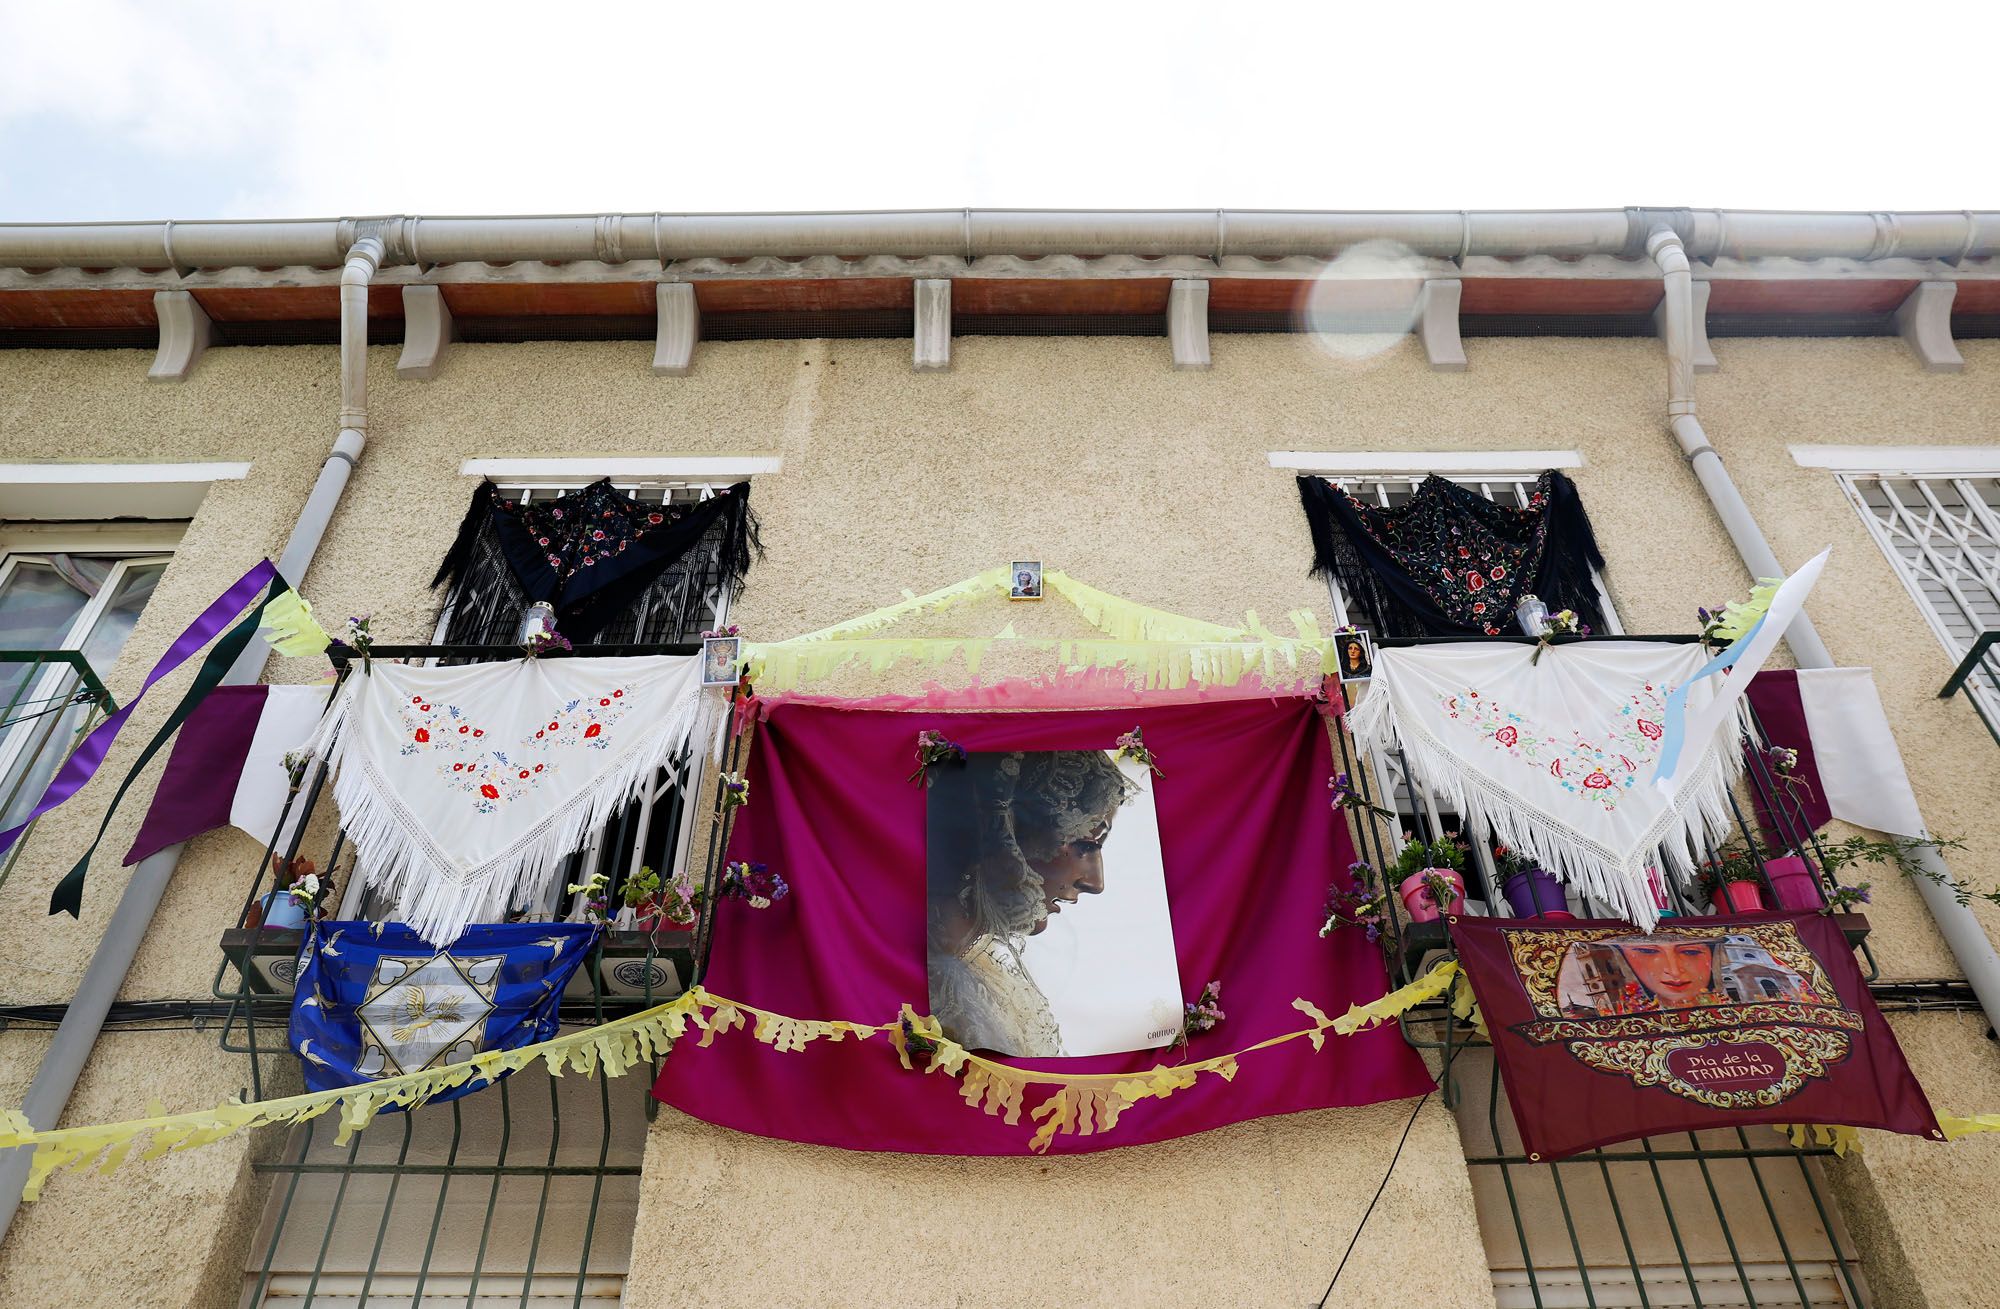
[[0, 559, 278, 859]]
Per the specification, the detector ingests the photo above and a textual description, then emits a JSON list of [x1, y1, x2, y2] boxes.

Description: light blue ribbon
[[1651, 616, 1764, 786]]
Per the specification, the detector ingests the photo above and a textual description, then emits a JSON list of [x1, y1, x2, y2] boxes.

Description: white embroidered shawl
[[303, 656, 707, 943], [1349, 641, 1742, 929]]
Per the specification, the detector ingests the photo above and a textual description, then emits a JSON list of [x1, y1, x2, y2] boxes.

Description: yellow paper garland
[[0, 964, 1467, 1196]]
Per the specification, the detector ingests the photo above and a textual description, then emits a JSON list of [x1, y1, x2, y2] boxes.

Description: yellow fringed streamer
[[1042, 571, 1246, 644], [1331, 961, 1459, 1035], [1939, 1113, 2000, 1141], [1712, 578, 1782, 643], [258, 590, 332, 657], [1774, 1123, 1862, 1155], [744, 566, 1333, 693], [1451, 972, 1487, 1038], [785, 568, 1012, 643], [0, 963, 1471, 1190]]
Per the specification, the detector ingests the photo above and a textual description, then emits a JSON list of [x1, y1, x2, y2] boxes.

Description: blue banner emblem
[[288, 920, 599, 1102]]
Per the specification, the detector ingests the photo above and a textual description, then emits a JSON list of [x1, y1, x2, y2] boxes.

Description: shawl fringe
[[1349, 682, 1745, 931], [302, 672, 708, 945]]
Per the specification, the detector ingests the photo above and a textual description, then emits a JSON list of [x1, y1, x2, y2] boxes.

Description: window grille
[[240, 1054, 649, 1307], [1837, 473, 2000, 727], [1308, 473, 1623, 641], [1455, 1047, 1870, 1307]]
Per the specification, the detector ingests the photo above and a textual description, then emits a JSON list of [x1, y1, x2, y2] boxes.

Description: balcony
[[1940, 630, 2000, 746], [0, 650, 118, 889], [211, 642, 741, 1098], [1320, 633, 1880, 994]]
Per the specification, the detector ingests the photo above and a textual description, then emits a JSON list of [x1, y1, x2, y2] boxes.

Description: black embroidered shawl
[[1296, 471, 1606, 638], [432, 480, 761, 641]]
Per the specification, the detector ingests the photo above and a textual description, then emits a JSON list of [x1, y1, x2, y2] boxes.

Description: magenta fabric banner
[[654, 697, 1431, 1153], [1452, 910, 1943, 1160]]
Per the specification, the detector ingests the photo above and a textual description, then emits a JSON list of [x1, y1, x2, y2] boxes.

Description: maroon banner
[[654, 698, 1431, 1153], [1451, 910, 1943, 1160]]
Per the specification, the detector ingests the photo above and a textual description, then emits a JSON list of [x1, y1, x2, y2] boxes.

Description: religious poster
[[1452, 910, 1943, 1159], [925, 750, 1181, 1057]]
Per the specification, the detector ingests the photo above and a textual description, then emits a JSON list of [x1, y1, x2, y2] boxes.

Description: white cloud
[[1, 0, 1994, 220]]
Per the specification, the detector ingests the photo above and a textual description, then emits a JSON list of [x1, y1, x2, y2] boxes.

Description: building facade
[[0, 210, 1997, 1306]]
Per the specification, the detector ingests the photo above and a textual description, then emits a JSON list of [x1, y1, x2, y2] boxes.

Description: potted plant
[[256, 854, 320, 931], [1698, 847, 1767, 914], [1393, 833, 1468, 923], [1495, 845, 1571, 918], [620, 866, 698, 933], [1759, 850, 1825, 911]]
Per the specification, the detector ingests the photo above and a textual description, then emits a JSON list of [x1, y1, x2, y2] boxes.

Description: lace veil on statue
[[926, 750, 1137, 1056]]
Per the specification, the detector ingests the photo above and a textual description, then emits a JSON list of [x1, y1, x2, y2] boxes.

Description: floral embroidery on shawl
[[1441, 683, 1672, 812], [1297, 471, 1606, 638], [396, 687, 636, 814]]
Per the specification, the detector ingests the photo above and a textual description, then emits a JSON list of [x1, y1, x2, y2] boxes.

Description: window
[[1836, 472, 2000, 724], [328, 476, 744, 925], [241, 1055, 648, 1307], [0, 548, 172, 860], [1308, 468, 1624, 917], [1307, 471, 1623, 639], [434, 480, 739, 648], [1453, 1047, 1870, 1307]]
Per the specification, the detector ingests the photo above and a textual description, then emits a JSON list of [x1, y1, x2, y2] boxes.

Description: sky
[[0, 0, 1992, 222]]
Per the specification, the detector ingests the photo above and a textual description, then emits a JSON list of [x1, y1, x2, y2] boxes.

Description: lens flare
[[1302, 239, 1428, 362]]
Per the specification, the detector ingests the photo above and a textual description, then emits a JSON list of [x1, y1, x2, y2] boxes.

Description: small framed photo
[[1009, 561, 1043, 601], [1333, 629, 1375, 684], [701, 635, 742, 687]]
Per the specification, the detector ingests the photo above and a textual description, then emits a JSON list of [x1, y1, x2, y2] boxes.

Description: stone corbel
[[147, 290, 211, 382]]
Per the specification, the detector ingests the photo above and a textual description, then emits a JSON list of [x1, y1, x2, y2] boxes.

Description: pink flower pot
[[1712, 881, 1766, 915], [1399, 868, 1466, 923], [1762, 856, 1825, 911]]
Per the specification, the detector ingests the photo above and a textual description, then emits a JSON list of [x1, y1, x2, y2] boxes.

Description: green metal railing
[[220, 645, 751, 1308], [1938, 631, 2000, 746], [1329, 634, 1880, 1306], [0, 650, 117, 891]]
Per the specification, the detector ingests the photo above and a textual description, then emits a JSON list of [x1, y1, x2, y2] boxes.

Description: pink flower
[[1495, 725, 1518, 747], [1583, 771, 1613, 790], [1638, 720, 1662, 740]]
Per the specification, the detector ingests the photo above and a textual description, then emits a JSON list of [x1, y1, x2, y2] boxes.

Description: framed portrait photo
[[1009, 561, 1043, 601], [1334, 629, 1375, 684], [925, 749, 1182, 1057], [701, 635, 742, 687]]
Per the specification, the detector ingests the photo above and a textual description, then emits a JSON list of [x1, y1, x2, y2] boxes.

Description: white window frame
[[1791, 444, 2000, 725], [0, 542, 177, 801]]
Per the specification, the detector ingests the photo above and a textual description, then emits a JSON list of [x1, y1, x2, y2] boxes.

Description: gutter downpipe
[[0, 238, 385, 1234], [1648, 226, 2000, 1033]]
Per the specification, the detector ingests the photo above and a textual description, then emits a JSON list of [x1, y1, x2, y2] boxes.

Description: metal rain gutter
[[1647, 225, 2000, 1036], [0, 208, 1995, 268], [0, 238, 385, 1239]]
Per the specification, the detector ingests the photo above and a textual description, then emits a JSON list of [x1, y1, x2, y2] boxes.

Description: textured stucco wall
[[1, 331, 1998, 1306]]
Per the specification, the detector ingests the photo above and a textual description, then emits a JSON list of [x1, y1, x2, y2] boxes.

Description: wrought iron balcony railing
[[211, 643, 746, 1100], [1939, 630, 2000, 746]]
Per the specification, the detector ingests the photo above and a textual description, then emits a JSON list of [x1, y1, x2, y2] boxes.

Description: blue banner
[[289, 920, 600, 1103]]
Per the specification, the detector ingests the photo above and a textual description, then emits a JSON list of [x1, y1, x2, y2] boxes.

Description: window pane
[[0, 561, 90, 717], [78, 561, 165, 673]]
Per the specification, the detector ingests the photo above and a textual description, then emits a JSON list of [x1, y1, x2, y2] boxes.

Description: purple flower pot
[[1763, 856, 1825, 911], [1502, 867, 1572, 918]]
